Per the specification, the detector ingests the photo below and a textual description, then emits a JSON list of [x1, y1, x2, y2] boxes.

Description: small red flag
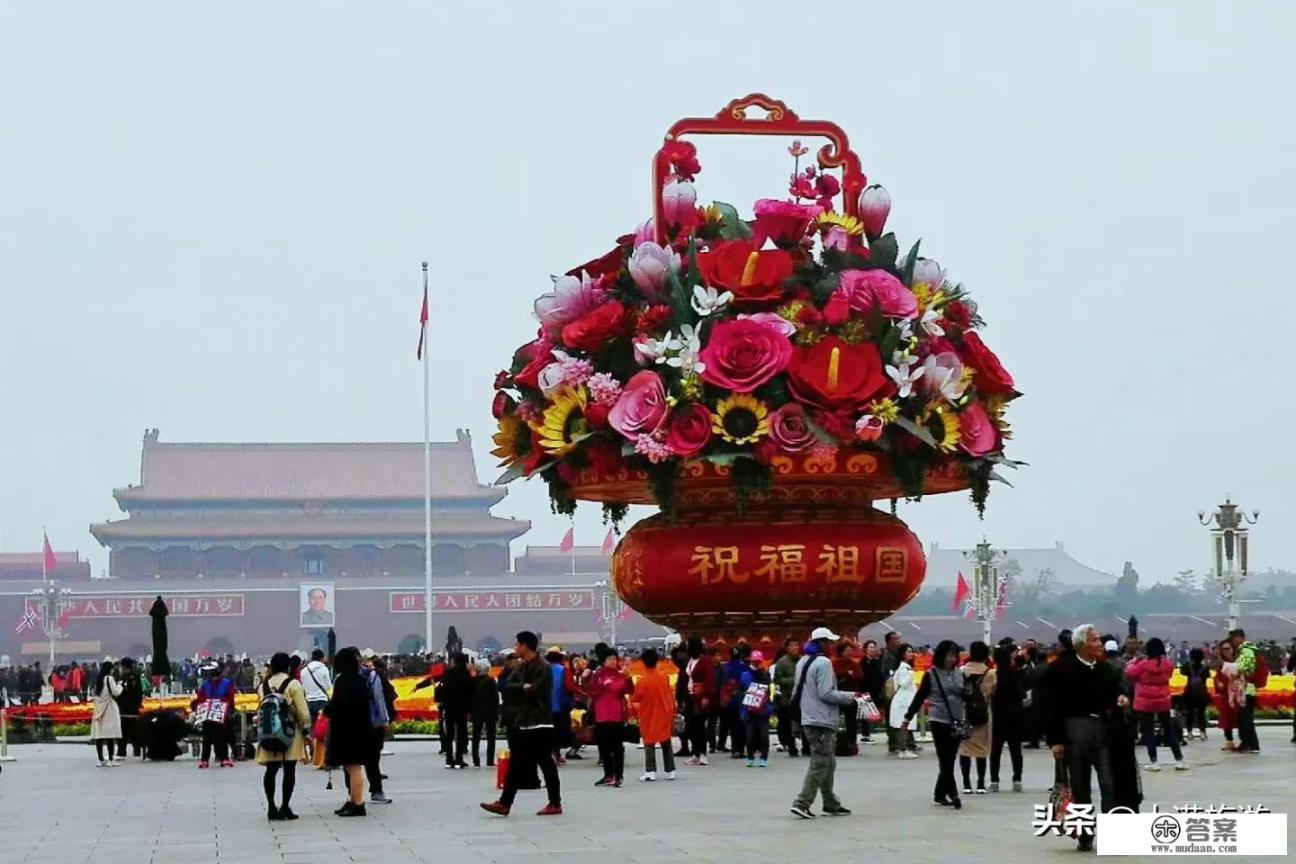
[[43, 532, 57, 576], [951, 571, 970, 612], [559, 527, 575, 554], [416, 278, 429, 360], [601, 528, 616, 555]]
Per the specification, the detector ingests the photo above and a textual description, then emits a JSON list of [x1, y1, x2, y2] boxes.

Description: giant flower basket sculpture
[[492, 95, 1020, 643]]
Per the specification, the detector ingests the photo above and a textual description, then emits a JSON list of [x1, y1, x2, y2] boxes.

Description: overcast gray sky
[[2, 2, 1293, 586]]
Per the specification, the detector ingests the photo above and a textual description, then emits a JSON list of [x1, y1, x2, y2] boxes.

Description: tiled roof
[[115, 429, 499, 503], [925, 543, 1113, 588], [90, 511, 529, 543]]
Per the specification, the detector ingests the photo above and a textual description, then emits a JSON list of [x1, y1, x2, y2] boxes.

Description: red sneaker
[[536, 804, 563, 816], [479, 801, 511, 816], [197, 761, 210, 769], [220, 760, 234, 768]]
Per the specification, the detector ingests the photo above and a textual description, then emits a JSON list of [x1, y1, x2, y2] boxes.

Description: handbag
[[672, 713, 686, 736], [856, 694, 882, 723], [621, 723, 641, 744], [741, 682, 770, 713], [931, 670, 970, 740], [1049, 758, 1073, 822]]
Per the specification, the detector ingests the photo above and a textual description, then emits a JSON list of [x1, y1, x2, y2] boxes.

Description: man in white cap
[[789, 627, 858, 820]]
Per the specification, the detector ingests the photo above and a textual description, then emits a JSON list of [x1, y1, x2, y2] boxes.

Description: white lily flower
[[664, 324, 705, 375], [691, 284, 733, 317], [920, 306, 945, 338], [633, 335, 669, 366], [921, 352, 966, 404], [886, 362, 925, 399]]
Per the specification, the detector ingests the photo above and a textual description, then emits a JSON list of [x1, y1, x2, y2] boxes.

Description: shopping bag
[[856, 694, 882, 723]]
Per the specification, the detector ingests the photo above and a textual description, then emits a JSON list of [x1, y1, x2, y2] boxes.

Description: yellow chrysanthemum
[[701, 204, 723, 225], [868, 397, 900, 424], [816, 211, 864, 236], [912, 284, 945, 315], [491, 413, 531, 468], [838, 320, 868, 344], [922, 404, 961, 453], [983, 395, 1013, 440], [959, 367, 976, 388], [795, 329, 824, 347], [679, 374, 703, 401], [534, 387, 589, 456], [777, 300, 806, 326], [713, 394, 770, 445]]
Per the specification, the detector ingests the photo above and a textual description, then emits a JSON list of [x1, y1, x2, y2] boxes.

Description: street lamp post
[[1198, 499, 1258, 631], [963, 539, 1005, 646], [594, 580, 626, 648], [30, 582, 73, 668]]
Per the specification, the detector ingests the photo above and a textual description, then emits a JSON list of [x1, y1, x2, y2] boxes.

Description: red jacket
[[1125, 656, 1174, 713], [586, 667, 633, 724]]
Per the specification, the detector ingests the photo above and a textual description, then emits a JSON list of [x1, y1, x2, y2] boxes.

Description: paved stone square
[[0, 728, 1290, 864]]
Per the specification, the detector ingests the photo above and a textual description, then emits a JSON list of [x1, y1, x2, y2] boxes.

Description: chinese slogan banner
[[389, 590, 594, 614], [26, 594, 245, 619]]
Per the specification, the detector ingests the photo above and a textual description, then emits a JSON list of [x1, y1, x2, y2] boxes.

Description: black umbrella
[[327, 627, 336, 662], [149, 596, 170, 678]]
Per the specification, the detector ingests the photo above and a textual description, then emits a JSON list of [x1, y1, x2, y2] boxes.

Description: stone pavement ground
[[0, 727, 1290, 864]]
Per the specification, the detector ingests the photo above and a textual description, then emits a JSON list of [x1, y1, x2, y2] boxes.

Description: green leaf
[[712, 201, 753, 240], [893, 415, 937, 448], [494, 463, 527, 486], [666, 269, 695, 328], [702, 452, 743, 467], [879, 321, 904, 362], [869, 233, 899, 270], [901, 239, 921, 286]]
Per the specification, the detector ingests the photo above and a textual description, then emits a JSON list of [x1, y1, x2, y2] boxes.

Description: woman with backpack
[[958, 641, 995, 795], [324, 648, 372, 817], [191, 662, 235, 768], [90, 660, 123, 767], [1124, 637, 1188, 771], [1180, 647, 1212, 740], [255, 652, 311, 821]]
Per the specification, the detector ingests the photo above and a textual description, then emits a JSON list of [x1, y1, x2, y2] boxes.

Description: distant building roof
[[113, 428, 501, 505], [90, 512, 529, 544], [0, 551, 91, 581], [925, 542, 1113, 588], [515, 545, 612, 576]]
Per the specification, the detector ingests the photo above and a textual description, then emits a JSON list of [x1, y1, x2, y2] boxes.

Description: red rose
[[561, 301, 631, 353], [492, 391, 516, 420], [944, 300, 973, 330], [958, 331, 1016, 396], [822, 290, 850, 327], [493, 369, 513, 390], [696, 240, 795, 306], [660, 140, 701, 180], [810, 408, 854, 442], [585, 403, 611, 430], [786, 335, 889, 409], [769, 403, 817, 453], [796, 304, 824, 327], [752, 199, 821, 247], [698, 318, 794, 393], [665, 403, 713, 458], [513, 342, 554, 390], [637, 304, 673, 335]]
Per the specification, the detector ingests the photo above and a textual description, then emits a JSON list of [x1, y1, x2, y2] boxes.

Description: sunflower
[[534, 387, 590, 455], [983, 395, 1014, 441], [491, 413, 531, 468], [713, 394, 770, 445], [921, 404, 961, 453], [816, 211, 864, 236]]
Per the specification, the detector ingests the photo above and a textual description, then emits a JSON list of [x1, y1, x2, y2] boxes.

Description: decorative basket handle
[[652, 93, 866, 246]]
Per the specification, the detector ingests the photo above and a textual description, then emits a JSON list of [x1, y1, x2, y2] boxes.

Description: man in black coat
[[481, 631, 561, 817], [115, 658, 146, 759], [440, 653, 474, 768]]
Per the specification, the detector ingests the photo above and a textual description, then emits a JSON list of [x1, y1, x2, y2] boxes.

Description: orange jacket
[[633, 668, 676, 746]]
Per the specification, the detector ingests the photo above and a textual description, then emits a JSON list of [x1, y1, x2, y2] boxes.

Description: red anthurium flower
[[696, 240, 794, 306]]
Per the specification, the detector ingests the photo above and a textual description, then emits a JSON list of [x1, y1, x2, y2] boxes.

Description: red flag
[[43, 532, 57, 576], [952, 571, 970, 612], [416, 277, 429, 360], [601, 528, 616, 555], [559, 527, 575, 554]]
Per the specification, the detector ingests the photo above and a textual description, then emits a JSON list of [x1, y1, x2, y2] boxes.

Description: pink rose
[[769, 403, 817, 453], [665, 403, 713, 457], [608, 370, 670, 441], [534, 271, 607, 331], [958, 402, 999, 456], [839, 269, 918, 320], [736, 311, 797, 338], [627, 242, 680, 301], [698, 318, 794, 393], [753, 198, 822, 247]]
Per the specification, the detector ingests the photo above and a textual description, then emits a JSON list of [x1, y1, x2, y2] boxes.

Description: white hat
[[361, 648, 376, 659], [1104, 640, 1119, 653], [810, 626, 840, 642]]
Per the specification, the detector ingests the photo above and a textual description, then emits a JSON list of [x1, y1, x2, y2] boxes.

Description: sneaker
[[370, 793, 392, 804], [756, 758, 768, 768], [746, 758, 755, 768], [337, 803, 367, 818], [1012, 781, 1023, 792], [613, 779, 622, 787], [951, 797, 962, 810], [975, 787, 987, 795], [640, 772, 657, 782], [1174, 761, 1190, 771], [684, 756, 702, 766], [105, 761, 119, 768], [790, 804, 816, 820], [594, 776, 614, 787], [219, 760, 234, 768], [479, 801, 510, 817], [1144, 763, 1161, 772], [278, 807, 299, 821], [555, 757, 566, 766], [962, 785, 973, 794], [536, 804, 562, 816], [197, 761, 209, 769], [665, 771, 676, 780], [97, 760, 108, 768], [566, 751, 584, 760], [1222, 741, 1236, 751], [989, 782, 1000, 793], [901, 751, 920, 760], [822, 806, 851, 816]]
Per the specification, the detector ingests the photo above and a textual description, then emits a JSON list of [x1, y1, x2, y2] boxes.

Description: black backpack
[[963, 672, 989, 726]]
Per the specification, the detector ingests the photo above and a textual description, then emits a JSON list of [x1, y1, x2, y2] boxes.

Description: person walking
[[859, 640, 884, 745], [832, 643, 863, 757], [440, 652, 473, 769], [90, 660, 123, 767], [988, 644, 1025, 792], [670, 644, 694, 759], [587, 650, 633, 787], [546, 647, 572, 764], [1045, 624, 1130, 852], [481, 630, 563, 817], [903, 640, 965, 809], [683, 637, 715, 766], [300, 649, 331, 762], [741, 650, 774, 767], [1229, 629, 1262, 754], [635, 647, 676, 781], [256, 652, 311, 820], [325, 648, 374, 818], [772, 639, 801, 757], [360, 651, 393, 803], [1125, 638, 1187, 771], [1179, 648, 1211, 741], [887, 644, 919, 759], [788, 627, 857, 820], [958, 641, 994, 795], [471, 658, 499, 768], [192, 662, 235, 767]]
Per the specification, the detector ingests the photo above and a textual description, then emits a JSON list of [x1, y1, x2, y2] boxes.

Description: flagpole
[[421, 263, 434, 657], [42, 529, 54, 668]]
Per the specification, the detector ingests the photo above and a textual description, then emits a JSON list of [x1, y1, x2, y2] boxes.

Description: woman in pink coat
[[586, 651, 634, 787], [1125, 638, 1187, 771]]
